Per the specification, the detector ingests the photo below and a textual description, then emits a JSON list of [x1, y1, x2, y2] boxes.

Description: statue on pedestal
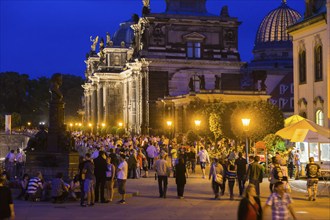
[[49, 73, 63, 102]]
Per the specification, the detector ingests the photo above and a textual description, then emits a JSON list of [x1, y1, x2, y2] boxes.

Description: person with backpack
[[305, 157, 320, 201], [269, 157, 283, 193]]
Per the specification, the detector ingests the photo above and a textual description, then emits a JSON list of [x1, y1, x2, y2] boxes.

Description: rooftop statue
[[90, 35, 99, 52], [106, 32, 111, 47], [49, 73, 63, 102], [220, 6, 229, 18], [142, 0, 150, 16]]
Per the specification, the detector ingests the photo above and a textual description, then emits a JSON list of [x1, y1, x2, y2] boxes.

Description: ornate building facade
[[247, 0, 301, 117], [288, 0, 329, 128], [82, 0, 270, 135]]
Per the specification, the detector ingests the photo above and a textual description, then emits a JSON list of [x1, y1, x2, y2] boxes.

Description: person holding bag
[[209, 157, 224, 200]]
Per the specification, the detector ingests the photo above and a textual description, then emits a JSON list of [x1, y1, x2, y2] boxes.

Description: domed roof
[[254, 1, 301, 50], [113, 19, 135, 47]]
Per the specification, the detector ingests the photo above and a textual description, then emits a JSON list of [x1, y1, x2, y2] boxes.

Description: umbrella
[[276, 119, 330, 143], [284, 115, 305, 127]]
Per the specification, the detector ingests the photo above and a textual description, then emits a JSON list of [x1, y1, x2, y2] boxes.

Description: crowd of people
[[0, 132, 323, 220]]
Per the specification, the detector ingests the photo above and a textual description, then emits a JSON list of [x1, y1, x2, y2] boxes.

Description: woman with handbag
[[237, 184, 262, 220], [209, 157, 224, 200]]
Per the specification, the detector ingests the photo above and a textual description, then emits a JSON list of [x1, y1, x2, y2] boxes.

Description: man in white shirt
[[198, 147, 210, 179], [117, 154, 128, 204], [146, 143, 157, 169]]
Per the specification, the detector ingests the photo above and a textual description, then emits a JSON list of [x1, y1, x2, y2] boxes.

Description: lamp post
[[166, 120, 172, 139], [241, 118, 251, 163], [88, 123, 93, 134]]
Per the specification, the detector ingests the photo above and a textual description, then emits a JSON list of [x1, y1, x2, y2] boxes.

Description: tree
[[186, 130, 199, 145], [205, 101, 285, 142], [263, 134, 286, 155]]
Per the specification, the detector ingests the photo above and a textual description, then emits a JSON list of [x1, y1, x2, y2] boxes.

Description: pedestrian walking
[[263, 181, 297, 220], [81, 153, 95, 207], [94, 151, 108, 203], [209, 157, 224, 200], [246, 156, 264, 196], [154, 153, 171, 198], [235, 152, 247, 197], [237, 184, 262, 220], [226, 159, 237, 200], [198, 146, 210, 179], [175, 157, 187, 199], [117, 154, 128, 204], [287, 149, 294, 179], [294, 150, 301, 180], [305, 157, 320, 201], [105, 157, 116, 202]]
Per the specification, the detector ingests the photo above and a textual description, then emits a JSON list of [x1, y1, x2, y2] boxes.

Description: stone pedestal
[[25, 151, 79, 181]]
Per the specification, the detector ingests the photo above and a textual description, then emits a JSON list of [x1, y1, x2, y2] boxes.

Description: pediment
[[182, 32, 206, 41]]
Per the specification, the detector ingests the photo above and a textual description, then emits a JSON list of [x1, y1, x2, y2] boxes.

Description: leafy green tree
[[263, 134, 286, 155], [186, 130, 199, 144]]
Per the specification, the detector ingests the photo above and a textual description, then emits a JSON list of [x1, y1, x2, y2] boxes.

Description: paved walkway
[[12, 168, 330, 220]]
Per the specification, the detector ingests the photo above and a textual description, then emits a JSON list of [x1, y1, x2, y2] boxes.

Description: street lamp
[[88, 123, 93, 134], [27, 122, 31, 126], [118, 122, 123, 127], [166, 120, 172, 139], [241, 118, 251, 163], [194, 119, 201, 128]]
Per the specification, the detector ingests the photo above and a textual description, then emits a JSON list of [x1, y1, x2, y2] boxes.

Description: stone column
[[97, 83, 103, 126], [103, 83, 109, 125], [91, 85, 97, 126], [183, 105, 187, 133], [174, 106, 179, 135], [84, 90, 89, 123]]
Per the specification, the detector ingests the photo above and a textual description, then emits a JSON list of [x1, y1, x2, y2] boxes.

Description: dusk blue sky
[[0, 0, 305, 79]]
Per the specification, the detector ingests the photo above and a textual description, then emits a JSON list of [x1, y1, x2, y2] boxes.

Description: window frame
[[299, 50, 306, 84], [314, 45, 323, 82]]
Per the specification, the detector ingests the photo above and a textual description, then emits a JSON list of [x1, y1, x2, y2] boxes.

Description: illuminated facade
[[288, 0, 329, 166], [81, 0, 270, 135]]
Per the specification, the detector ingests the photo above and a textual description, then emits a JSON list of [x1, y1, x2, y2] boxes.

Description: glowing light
[[194, 120, 201, 127], [166, 121, 172, 126]]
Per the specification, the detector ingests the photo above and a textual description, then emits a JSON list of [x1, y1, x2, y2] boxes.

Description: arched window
[[314, 45, 323, 81], [316, 110, 324, 126], [299, 50, 306, 84]]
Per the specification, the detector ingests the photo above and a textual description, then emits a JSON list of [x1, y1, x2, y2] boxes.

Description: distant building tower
[[247, 0, 301, 116]]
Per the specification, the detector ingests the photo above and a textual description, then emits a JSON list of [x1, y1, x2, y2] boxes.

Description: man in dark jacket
[[246, 156, 264, 196], [94, 151, 108, 203], [235, 152, 247, 196]]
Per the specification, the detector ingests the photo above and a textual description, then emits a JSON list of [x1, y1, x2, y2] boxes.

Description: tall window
[[187, 42, 201, 58], [316, 110, 324, 126], [299, 50, 306, 84], [314, 45, 323, 81]]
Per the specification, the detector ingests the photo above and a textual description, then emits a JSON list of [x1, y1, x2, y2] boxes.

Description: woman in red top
[[237, 184, 262, 220]]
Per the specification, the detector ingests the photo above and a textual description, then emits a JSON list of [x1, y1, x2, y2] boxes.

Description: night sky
[[0, 0, 305, 79]]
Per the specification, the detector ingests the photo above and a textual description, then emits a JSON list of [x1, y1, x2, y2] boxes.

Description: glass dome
[[254, 1, 301, 50]]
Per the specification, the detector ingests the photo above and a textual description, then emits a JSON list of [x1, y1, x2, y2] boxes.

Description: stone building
[[288, 0, 329, 128], [247, 0, 301, 117], [82, 0, 270, 135], [287, 0, 329, 167]]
